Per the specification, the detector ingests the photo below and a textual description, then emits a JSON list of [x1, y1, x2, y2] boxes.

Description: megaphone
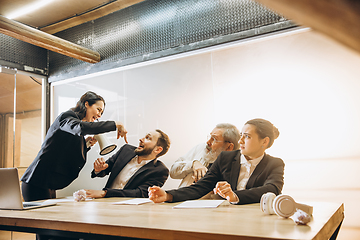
[[94, 133, 117, 155]]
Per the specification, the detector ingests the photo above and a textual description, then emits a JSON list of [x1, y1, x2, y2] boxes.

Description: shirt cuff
[[183, 159, 197, 172], [230, 194, 240, 204]]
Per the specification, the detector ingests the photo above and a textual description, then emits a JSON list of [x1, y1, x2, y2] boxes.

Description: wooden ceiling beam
[[0, 15, 100, 63], [254, 0, 360, 54], [39, 0, 146, 34]]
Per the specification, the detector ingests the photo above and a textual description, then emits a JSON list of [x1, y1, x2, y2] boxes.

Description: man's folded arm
[[167, 162, 220, 202], [169, 157, 195, 179]]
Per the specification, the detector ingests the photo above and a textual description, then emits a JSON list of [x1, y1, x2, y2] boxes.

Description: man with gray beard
[[170, 124, 240, 188]]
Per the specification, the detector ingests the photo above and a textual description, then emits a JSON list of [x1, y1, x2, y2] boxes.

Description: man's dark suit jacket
[[167, 150, 284, 205], [91, 144, 169, 198], [21, 110, 116, 190]]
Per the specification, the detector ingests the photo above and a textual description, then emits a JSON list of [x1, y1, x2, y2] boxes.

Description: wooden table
[[0, 198, 344, 240]]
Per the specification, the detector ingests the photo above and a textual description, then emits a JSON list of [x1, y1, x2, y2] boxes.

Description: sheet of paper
[[113, 198, 153, 205], [173, 200, 225, 209], [42, 197, 93, 204]]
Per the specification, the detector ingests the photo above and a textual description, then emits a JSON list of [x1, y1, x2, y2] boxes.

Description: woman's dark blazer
[[167, 150, 285, 205], [21, 110, 116, 190]]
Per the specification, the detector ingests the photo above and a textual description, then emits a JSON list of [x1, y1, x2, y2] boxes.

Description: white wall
[[52, 28, 360, 228]]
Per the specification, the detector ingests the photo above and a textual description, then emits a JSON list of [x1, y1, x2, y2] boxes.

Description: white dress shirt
[[236, 154, 264, 190], [110, 156, 152, 189]]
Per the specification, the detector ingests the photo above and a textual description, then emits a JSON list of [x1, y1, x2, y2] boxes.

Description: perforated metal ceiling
[[49, 0, 295, 81], [0, 34, 48, 74]]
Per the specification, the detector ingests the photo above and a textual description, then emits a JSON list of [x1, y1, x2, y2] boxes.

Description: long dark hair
[[71, 91, 105, 120], [245, 118, 279, 148]]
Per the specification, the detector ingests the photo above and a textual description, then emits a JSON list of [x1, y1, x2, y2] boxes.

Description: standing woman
[[21, 91, 128, 201]]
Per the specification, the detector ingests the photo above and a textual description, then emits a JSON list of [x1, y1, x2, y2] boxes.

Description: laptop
[[0, 168, 56, 210]]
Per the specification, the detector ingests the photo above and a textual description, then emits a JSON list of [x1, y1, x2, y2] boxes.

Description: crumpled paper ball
[[293, 209, 312, 225], [73, 189, 87, 202]]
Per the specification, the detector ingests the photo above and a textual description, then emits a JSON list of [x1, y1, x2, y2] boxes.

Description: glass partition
[[0, 67, 44, 240], [0, 67, 16, 169], [15, 73, 43, 177], [0, 68, 43, 173]]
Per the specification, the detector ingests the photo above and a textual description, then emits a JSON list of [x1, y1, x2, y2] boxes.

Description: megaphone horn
[[94, 134, 117, 155]]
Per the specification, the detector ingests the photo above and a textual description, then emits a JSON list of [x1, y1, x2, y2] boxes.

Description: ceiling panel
[[0, 0, 111, 28]]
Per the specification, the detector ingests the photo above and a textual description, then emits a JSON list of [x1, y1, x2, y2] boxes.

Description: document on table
[[113, 198, 153, 205], [173, 200, 225, 209], [42, 197, 93, 204]]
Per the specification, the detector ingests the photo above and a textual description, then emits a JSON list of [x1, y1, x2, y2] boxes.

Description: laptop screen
[[0, 168, 24, 210]]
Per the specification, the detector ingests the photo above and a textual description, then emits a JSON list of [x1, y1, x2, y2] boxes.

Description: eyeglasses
[[207, 135, 226, 143]]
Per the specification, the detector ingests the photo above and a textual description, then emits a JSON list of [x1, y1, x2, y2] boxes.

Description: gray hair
[[216, 123, 240, 150]]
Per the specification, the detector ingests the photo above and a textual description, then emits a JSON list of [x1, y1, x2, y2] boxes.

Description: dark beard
[[134, 145, 155, 156]]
